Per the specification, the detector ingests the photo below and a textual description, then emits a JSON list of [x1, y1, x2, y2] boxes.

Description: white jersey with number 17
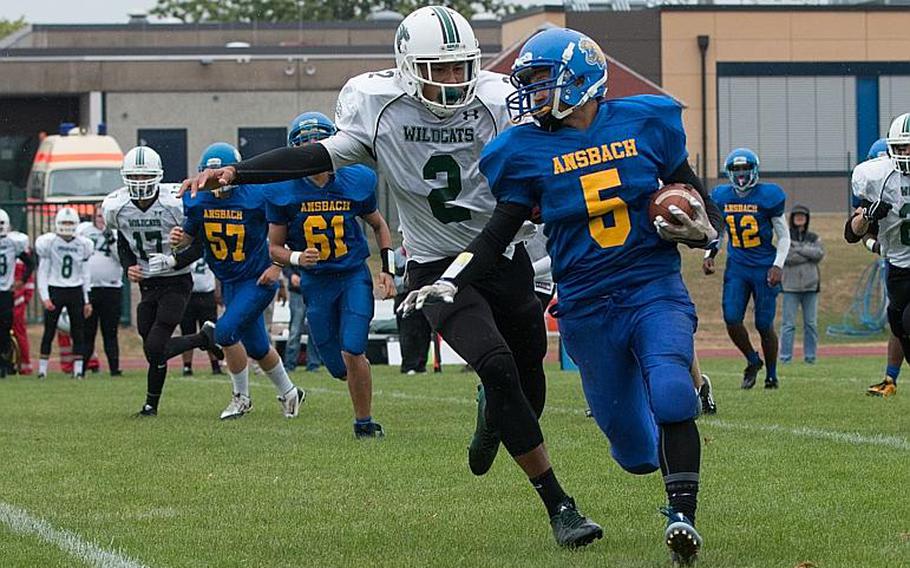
[[321, 69, 535, 264]]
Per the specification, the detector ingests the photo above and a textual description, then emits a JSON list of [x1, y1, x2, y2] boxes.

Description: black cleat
[[354, 421, 385, 439], [550, 497, 603, 548], [468, 385, 500, 476], [201, 321, 224, 360], [764, 377, 779, 389], [741, 359, 763, 389], [182, 365, 193, 377], [698, 374, 717, 415], [110, 369, 122, 377], [661, 507, 702, 566], [134, 404, 157, 418]]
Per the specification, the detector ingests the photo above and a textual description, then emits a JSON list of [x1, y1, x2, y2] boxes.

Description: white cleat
[[219, 393, 252, 420], [278, 387, 306, 418]]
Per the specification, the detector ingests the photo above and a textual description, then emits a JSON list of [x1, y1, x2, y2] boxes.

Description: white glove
[[653, 195, 718, 245], [147, 253, 177, 275], [397, 280, 458, 318]]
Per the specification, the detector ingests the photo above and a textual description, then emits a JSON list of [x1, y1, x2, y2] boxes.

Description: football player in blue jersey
[[265, 112, 395, 439], [170, 143, 305, 420], [400, 28, 723, 564], [703, 149, 790, 389]]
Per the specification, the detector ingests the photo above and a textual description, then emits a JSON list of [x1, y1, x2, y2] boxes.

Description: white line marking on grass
[[705, 419, 910, 451], [184, 378, 909, 451], [0, 502, 150, 568]]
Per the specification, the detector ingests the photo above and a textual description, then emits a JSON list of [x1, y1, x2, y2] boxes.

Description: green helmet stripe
[[432, 6, 458, 45], [904, 113, 910, 135], [136, 147, 144, 166]]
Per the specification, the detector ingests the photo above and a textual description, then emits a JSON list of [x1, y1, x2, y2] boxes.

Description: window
[[47, 168, 122, 198], [879, 76, 910, 136], [718, 76, 856, 173]]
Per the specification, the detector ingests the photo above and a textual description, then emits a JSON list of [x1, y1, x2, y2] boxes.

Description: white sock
[[39, 358, 48, 376], [229, 366, 250, 398], [264, 359, 294, 397], [74, 360, 83, 377]]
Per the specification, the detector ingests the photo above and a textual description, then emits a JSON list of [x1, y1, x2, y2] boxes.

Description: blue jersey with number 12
[[182, 185, 272, 283], [480, 95, 689, 303], [711, 182, 786, 268]]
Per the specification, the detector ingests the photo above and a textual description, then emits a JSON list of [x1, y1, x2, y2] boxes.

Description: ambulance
[[27, 124, 123, 205]]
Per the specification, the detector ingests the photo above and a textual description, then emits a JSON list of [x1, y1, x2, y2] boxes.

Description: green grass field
[[0, 358, 907, 568]]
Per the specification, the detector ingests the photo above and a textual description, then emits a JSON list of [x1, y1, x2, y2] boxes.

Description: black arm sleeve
[[664, 160, 724, 246], [117, 230, 138, 270], [16, 249, 35, 282], [448, 202, 531, 289], [233, 143, 334, 185], [172, 238, 203, 270]]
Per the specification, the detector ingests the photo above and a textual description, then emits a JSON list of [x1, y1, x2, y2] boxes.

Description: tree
[[0, 17, 27, 40], [150, 0, 514, 23]]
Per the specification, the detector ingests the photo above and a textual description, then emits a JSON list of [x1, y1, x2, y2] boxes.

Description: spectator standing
[[780, 204, 824, 364]]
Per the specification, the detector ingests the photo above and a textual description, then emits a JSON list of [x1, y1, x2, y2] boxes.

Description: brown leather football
[[648, 183, 703, 225]]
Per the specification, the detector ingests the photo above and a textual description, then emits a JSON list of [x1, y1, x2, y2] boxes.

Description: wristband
[[380, 248, 394, 275], [289, 251, 302, 266], [272, 260, 286, 268]]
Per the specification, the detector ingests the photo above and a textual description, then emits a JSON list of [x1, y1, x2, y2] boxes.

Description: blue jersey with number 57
[[480, 95, 689, 303], [711, 183, 785, 268], [265, 165, 377, 275], [183, 185, 272, 283]]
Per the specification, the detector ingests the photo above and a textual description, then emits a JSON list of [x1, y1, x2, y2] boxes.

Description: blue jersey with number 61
[[264, 165, 377, 275], [710, 183, 785, 269], [480, 95, 689, 303]]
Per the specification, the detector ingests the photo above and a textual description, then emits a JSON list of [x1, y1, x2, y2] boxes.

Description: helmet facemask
[[888, 141, 910, 174], [401, 52, 481, 118], [122, 171, 162, 200]]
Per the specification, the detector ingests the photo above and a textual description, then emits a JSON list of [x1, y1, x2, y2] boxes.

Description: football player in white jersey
[[183, 5, 601, 547], [104, 146, 218, 416], [847, 113, 910, 397], [77, 205, 124, 376], [0, 208, 35, 378], [35, 207, 94, 378]]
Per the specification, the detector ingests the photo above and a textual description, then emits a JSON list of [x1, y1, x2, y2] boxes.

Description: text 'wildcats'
[[553, 138, 638, 175]]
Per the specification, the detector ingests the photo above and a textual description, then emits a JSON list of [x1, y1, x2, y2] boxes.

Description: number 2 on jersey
[[581, 168, 631, 248], [424, 155, 471, 224], [304, 215, 348, 260], [725, 215, 760, 248]]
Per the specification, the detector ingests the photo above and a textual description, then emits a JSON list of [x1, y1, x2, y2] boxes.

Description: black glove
[[863, 200, 892, 222]]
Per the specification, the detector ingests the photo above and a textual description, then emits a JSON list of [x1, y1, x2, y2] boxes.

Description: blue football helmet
[[506, 27, 607, 124], [867, 137, 888, 161], [288, 112, 337, 147], [197, 142, 241, 172], [724, 148, 760, 191]]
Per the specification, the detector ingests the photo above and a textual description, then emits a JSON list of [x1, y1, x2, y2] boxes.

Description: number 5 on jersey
[[581, 168, 631, 248]]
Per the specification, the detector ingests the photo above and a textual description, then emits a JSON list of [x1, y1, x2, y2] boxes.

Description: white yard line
[[0, 502, 150, 568], [186, 378, 909, 451]]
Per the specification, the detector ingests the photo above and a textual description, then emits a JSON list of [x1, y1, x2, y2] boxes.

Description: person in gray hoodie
[[780, 204, 825, 363]]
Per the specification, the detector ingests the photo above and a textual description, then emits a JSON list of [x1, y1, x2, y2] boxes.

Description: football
[[648, 183, 704, 225]]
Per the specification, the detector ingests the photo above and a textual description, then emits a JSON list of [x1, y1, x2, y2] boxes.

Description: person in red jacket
[[12, 259, 35, 375]]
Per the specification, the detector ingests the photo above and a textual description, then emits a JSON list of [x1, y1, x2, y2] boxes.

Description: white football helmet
[[55, 207, 79, 238], [887, 113, 910, 174], [394, 6, 481, 118], [0, 208, 9, 237], [121, 146, 164, 200]]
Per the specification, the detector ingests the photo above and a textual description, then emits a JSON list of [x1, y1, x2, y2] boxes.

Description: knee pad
[[475, 349, 543, 456], [619, 460, 660, 475], [649, 366, 699, 425], [214, 326, 239, 349]]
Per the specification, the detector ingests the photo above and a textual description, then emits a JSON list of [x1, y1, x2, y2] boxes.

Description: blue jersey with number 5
[[183, 185, 272, 283], [480, 95, 689, 303], [711, 183, 785, 268], [265, 165, 377, 275]]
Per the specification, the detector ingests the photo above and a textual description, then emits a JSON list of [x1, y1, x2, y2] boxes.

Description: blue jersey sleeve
[[357, 167, 379, 215], [765, 184, 786, 218], [644, 96, 689, 178], [182, 196, 202, 238], [480, 129, 538, 208]]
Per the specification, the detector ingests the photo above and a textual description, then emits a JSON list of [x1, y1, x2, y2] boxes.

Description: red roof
[[484, 28, 682, 105]]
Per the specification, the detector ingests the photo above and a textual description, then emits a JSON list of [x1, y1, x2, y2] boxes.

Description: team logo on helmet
[[578, 38, 605, 69], [396, 24, 410, 54]]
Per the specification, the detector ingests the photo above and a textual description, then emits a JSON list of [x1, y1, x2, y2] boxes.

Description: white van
[[27, 125, 123, 203]]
